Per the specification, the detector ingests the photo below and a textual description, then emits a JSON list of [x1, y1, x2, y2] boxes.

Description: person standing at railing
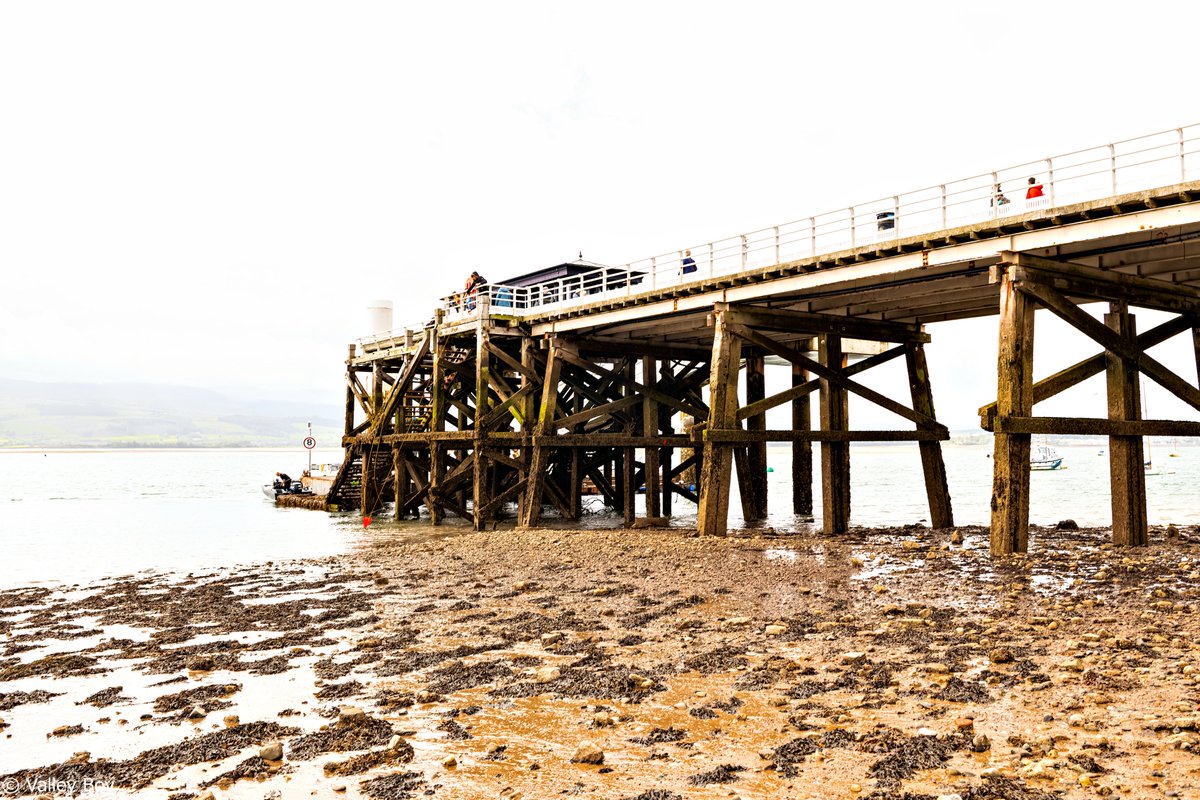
[[991, 183, 1010, 206], [680, 249, 697, 275], [464, 270, 487, 311], [1025, 177, 1044, 200]]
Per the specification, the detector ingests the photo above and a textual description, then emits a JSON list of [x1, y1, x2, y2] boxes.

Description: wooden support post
[[344, 344, 357, 438], [697, 309, 741, 536], [519, 345, 562, 527], [1106, 305, 1148, 547], [906, 342, 954, 529], [473, 325, 490, 531], [623, 361, 636, 526], [517, 337, 538, 523], [393, 448, 403, 520], [569, 395, 582, 520], [741, 355, 768, 521], [372, 363, 384, 416], [990, 268, 1035, 554], [429, 338, 446, 525], [819, 335, 850, 534], [643, 356, 661, 519], [791, 364, 813, 515], [1193, 325, 1200, 388]]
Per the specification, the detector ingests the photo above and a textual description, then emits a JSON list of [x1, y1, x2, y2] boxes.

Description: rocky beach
[[2, 522, 1200, 799]]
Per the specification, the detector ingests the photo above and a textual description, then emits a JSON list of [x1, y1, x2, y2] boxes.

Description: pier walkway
[[339, 124, 1200, 555]]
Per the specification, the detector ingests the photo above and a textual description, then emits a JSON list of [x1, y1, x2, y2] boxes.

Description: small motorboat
[[1031, 443, 1064, 470], [262, 478, 313, 501]]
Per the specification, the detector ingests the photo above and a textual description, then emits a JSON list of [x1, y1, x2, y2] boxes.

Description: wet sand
[[2, 522, 1200, 799]]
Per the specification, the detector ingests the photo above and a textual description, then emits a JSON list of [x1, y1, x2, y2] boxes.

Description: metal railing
[[364, 123, 1200, 342]]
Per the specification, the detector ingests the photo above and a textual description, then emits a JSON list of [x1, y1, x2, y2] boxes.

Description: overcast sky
[[2, 1, 1198, 429]]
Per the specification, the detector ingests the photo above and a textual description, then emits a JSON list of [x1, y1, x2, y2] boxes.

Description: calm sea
[[0, 443, 1195, 588]]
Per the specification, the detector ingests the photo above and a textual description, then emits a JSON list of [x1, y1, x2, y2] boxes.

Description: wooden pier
[[331, 179, 1200, 555]]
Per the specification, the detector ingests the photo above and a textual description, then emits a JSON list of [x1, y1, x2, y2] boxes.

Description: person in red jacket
[[1026, 177, 1044, 199]]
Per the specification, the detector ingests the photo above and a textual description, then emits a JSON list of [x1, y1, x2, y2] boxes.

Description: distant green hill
[[0, 379, 342, 448]]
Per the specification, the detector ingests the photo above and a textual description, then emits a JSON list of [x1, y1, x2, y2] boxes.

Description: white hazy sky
[[2, 1, 1198, 429]]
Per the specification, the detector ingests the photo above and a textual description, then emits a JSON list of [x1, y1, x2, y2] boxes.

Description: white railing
[[364, 124, 1200, 339]]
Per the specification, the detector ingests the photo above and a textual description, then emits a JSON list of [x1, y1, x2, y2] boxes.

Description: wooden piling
[[990, 268, 1034, 555], [819, 335, 850, 534], [791, 364, 813, 515], [1105, 305, 1148, 546], [906, 342, 953, 529], [697, 309, 740, 536]]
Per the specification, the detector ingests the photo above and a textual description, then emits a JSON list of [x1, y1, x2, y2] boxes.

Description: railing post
[[849, 207, 856, 248], [602, 269, 608, 293], [940, 185, 947, 228], [1181, 128, 1188, 183], [892, 195, 899, 237], [740, 234, 748, 270], [626, 267, 632, 296], [650, 256, 657, 290], [1046, 158, 1055, 206], [774, 225, 780, 264], [708, 243, 715, 277], [990, 172, 998, 217], [809, 217, 816, 257], [1109, 143, 1118, 195]]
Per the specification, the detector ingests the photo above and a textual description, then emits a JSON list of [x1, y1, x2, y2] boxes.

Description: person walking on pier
[[1025, 176, 1044, 200], [680, 249, 697, 275]]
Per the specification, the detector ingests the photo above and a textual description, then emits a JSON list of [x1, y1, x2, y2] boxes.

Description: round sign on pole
[[303, 436, 317, 450]]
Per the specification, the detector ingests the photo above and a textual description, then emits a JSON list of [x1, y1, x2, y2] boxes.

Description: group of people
[[993, 176, 1044, 206], [450, 270, 488, 311]]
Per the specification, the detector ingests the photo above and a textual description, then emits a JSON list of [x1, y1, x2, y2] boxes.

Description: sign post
[[303, 423, 316, 474]]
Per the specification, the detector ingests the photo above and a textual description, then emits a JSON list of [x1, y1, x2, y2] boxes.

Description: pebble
[[442, 755, 457, 768], [223, 714, 240, 727], [764, 624, 788, 636], [570, 741, 605, 764], [950, 530, 964, 544], [338, 705, 365, 718], [535, 666, 562, 683], [988, 647, 1015, 664], [259, 741, 284, 761]]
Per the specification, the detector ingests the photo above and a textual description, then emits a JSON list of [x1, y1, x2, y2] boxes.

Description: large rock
[[259, 741, 284, 761], [570, 741, 605, 764]]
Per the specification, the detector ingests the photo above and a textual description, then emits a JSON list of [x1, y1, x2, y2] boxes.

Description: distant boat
[[1031, 443, 1064, 470]]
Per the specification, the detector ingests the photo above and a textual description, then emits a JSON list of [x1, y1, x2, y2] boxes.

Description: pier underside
[[335, 183, 1200, 555]]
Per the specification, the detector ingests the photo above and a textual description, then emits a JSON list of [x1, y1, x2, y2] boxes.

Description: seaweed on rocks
[[199, 756, 283, 788], [0, 721, 298, 791], [437, 718, 471, 740], [687, 764, 745, 785], [288, 714, 397, 760], [933, 676, 993, 704], [621, 792, 684, 800], [868, 733, 971, 788], [0, 653, 104, 680], [315, 680, 365, 700], [78, 686, 129, 708], [425, 658, 514, 694], [359, 771, 425, 800], [324, 741, 415, 776], [768, 737, 821, 776], [0, 690, 62, 711], [683, 645, 748, 674], [153, 683, 240, 713], [630, 726, 687, 745]]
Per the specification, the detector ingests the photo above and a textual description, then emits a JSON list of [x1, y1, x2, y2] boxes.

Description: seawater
[[0, 443, 1196, 588]]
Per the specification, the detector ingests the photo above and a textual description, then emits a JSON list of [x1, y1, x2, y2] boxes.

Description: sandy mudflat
[[2, 522, 1199, 799]]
